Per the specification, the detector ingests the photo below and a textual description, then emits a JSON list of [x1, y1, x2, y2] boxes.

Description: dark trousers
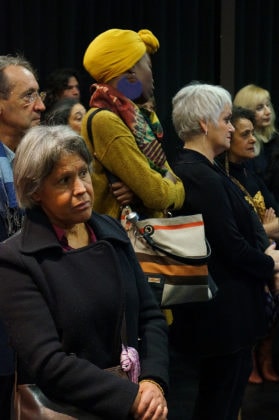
[[0, 374, 14, 420], [192, 347, 252, 420]]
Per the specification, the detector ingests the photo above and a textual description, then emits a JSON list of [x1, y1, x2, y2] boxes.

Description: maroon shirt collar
[[53, 223, 97, 251]]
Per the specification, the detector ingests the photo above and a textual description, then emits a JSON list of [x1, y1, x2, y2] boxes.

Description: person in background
[[217, 106, 279, 241], [43, 67, 81, 114], [0, 54, 46, 419], [0, 124, 169, 419], [81, 28, 185, 220], [233, 84, 279, 185], [44, 97, 86, 134], [217, 106, 279, 384], [169, 82, 279, 420]]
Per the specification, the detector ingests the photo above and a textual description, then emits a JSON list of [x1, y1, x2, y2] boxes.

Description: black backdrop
[[1, 0, 279, 162]]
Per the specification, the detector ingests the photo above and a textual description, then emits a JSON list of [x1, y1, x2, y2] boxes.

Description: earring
[[116, 76, 143, 100]]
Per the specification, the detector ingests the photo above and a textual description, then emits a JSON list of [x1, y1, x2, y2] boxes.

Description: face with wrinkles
[[33, 153, 94, 229], [0, 65, 45, 139], [205, 105, 235, 157]]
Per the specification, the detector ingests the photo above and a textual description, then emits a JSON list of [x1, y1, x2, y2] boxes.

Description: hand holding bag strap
[[86, 108, 119, 184]]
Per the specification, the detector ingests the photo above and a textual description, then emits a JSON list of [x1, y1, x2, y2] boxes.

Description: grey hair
[[0, 54, 37, 99], [14, 125, 93, 209], [172, 83, 232, 141]]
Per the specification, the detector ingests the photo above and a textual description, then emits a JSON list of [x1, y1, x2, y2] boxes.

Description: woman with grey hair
[[0, 124, 169, 419], [169, 82, 279, 420]]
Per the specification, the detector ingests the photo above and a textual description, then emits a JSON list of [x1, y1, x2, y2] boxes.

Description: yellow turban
[[83, 28, 159, 83]]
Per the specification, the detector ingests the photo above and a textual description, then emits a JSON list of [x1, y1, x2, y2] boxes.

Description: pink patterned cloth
[[120, 344, 141, 383]]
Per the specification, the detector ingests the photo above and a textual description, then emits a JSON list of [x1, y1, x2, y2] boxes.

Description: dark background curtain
[[234, 0, 279, 112], [1, 0, 278, 162]]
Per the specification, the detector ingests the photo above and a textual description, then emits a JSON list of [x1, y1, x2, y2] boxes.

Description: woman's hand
[[131, 380, 168, 420], [262, 209, 279, 240], [263, 207, 276, 224], [265, 242, 279, 271], [110, 181, 134, 206]]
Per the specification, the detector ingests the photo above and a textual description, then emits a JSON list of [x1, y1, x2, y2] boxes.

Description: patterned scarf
[[0, 141, 24, 240], [89, 83, 167, 175]]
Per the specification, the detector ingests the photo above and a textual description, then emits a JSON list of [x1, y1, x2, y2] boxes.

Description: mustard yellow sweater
[[81, 109, 185, 218]]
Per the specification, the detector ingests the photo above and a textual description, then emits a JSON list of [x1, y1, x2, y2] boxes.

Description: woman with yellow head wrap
[[82, 30, 182, 417], [83, 28, 159, 83], [81, 28, 185, 221]]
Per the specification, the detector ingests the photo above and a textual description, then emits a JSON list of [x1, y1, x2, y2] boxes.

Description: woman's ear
[[199, 120, 208, 135], [32, 191, 41, 203]]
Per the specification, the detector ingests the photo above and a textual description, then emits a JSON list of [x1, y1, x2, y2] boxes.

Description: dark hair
[[0, 54, 37, 99], [231, 106, 255, 127], [44, 97, 80, 125], [44, 68, 80, 111]]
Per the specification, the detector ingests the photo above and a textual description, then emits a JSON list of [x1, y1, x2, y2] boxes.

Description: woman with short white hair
[[169, 82, 279, 420]]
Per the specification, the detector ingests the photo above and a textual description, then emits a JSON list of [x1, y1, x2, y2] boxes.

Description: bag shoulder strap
[[86, 108, 108, 149], [86, 108, 119, 183]]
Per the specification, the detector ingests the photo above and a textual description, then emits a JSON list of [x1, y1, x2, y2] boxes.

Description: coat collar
[[176, 147, 214, 166], [20, 207, 130, 254]]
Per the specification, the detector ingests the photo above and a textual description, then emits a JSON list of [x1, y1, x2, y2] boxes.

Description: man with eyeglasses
[[0, 54, 45, 419]]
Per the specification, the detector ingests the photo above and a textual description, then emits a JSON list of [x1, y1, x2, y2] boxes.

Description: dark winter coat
[[171, 149, 274, 357], [0, 207, 169, 419]]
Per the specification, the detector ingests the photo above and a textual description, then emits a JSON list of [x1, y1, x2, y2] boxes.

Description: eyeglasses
[[22, 91, 46, 105]]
